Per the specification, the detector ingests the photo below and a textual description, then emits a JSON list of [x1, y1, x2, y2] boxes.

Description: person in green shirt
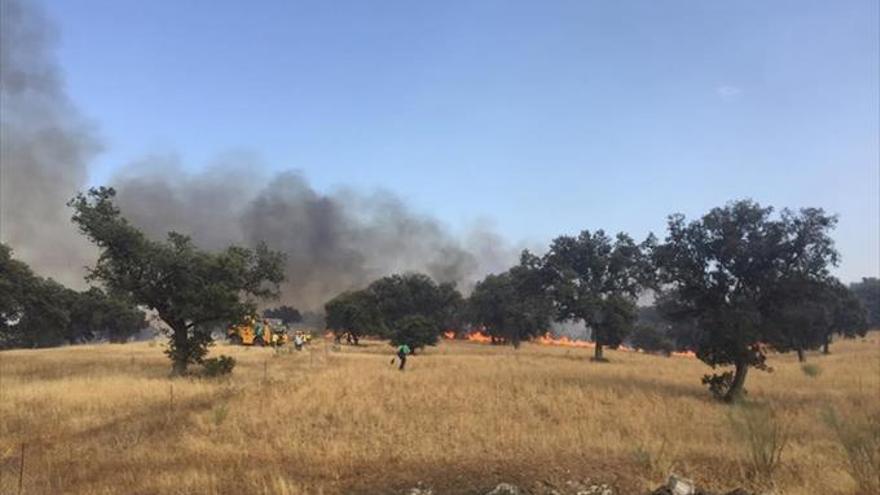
[[396, 343, 411, 371]]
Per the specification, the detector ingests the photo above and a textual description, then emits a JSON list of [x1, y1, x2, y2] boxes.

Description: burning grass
[[0, 334, 877, 494]]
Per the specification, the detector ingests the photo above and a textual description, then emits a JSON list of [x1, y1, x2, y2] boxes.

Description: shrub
[[822, 408, 880, 494], [702, 371, 736, 400], [728, 402, 790, 483], [202, 355, 236, 377], [801, 363, 822, 378]]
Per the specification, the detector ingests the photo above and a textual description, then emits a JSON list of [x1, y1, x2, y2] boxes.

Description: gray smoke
[[113, 158, 517, 309], [0, 0, 98, 287], [1, 0, 518, 307]]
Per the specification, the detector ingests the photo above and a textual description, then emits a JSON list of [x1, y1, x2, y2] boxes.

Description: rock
[[576, 483, 615, 495], [485, 483, 523, 495], [407, 487, 434, 495], [666, 475, 696, 495]]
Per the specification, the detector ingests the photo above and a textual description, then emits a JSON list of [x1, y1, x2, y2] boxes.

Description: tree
[[544, 230, 653, 361], [1, 244, 64, 347], [630, 325, 675, 355], [765, 277, 837, 362], [654, 200, 840, 401], [1, 244, 147, 348], [822, 281, 869, 354], [69, 187, 285, 374], [367, 273, 462, 351], [263, 305, 303, 325], [324, 290, 384, 345], [68, 288, 148, 343], [468, 252, 554, 347], [389, 314, 440, 349], [849, 277, 879, 329], [762, 276, 868, 361]]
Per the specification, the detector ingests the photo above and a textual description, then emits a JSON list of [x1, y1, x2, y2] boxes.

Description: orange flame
[[464, 330, 493, 343], [444, 329, 696, 358], [534, 332, 595, 348]]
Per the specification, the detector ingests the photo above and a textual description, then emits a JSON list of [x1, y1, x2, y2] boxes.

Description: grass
[[0, 334, 878, 495]]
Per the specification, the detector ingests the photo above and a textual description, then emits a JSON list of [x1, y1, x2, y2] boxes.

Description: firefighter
[[396, 343, 411, 371]]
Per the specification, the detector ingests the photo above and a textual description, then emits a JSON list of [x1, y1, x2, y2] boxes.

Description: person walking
[[396, 343, 411, 371]]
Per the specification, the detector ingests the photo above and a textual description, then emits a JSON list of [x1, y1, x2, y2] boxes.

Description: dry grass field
[[1, 334, 878, 495]]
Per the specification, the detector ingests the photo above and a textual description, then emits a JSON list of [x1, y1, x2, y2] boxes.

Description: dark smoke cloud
[[0, 0, 99, 287], [113, 158, 518, 309], [1, 0, 519, 307]]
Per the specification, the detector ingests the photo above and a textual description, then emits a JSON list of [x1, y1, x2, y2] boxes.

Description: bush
[[822, 408, 880, 494], [202, 355, 236, 377], [702, 371, 736, 400], [728, 402, 790, 483], [801, 363, 822, 378]]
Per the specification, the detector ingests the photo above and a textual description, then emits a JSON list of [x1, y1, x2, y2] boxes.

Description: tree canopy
[[325, 289, 384, 344], [367, 273, 463, 350], [69, 187, 285, 374], [1, 243, 147, 348], [468, 251, 554, 347], [654, 200, 842, 401], [849, 277, 879, 329], [543, 230, 654, 361]]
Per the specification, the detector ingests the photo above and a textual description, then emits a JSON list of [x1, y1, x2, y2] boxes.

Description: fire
[[463, 330, 493, 343], [534, 332, 595, 348], [444, 329, 696, 358], [442, 329, 493, 343]]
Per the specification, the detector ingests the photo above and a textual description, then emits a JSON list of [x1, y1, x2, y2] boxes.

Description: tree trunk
[[171, 359, 187, 376], [724, 359, 749, 403], [796, 348, 805, 362], [822, 336, 831, 355], [170, 324, 189, 376], [593, 341, 605, 361]]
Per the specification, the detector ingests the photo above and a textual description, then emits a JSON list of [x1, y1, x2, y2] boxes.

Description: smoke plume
[[0, 0, 98, 288], [1, 0, 518, 308], [113, 157, 516, 309]]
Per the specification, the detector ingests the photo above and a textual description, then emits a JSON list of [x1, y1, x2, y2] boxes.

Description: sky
[[42, 0, 879, 282]]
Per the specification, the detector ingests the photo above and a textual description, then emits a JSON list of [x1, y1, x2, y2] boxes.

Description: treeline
[[1, 244, 148, 349], [326, 200, 874, 402], [2, 188, 875, 396]]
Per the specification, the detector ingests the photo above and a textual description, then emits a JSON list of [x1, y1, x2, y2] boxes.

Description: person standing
[[396, 343, 411, 371]]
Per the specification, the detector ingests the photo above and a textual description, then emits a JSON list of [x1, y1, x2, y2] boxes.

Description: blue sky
[[45, 0, 878, 281]]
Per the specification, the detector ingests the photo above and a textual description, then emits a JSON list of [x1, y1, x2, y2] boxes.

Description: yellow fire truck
[[227, 317, 289, 346]]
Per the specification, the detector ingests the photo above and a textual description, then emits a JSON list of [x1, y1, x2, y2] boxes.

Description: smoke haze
[[113, 157, 517, 308], [0, 0, 98, 288], [1, 0, 517, 308]]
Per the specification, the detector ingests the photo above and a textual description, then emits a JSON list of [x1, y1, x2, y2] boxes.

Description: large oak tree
[[654, 200, 841, 401], [468, 251, 554, 347], [544, 230, 653, 361], [70, 187, 285, 374]]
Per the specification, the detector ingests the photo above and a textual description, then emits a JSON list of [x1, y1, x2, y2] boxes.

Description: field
[[1, 334, 878, 495]]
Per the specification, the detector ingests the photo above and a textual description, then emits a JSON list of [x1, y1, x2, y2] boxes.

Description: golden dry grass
[[1, 334, 878, 495]]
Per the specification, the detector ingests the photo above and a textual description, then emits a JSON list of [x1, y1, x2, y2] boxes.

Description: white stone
[[666, 475, 696, 495]]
